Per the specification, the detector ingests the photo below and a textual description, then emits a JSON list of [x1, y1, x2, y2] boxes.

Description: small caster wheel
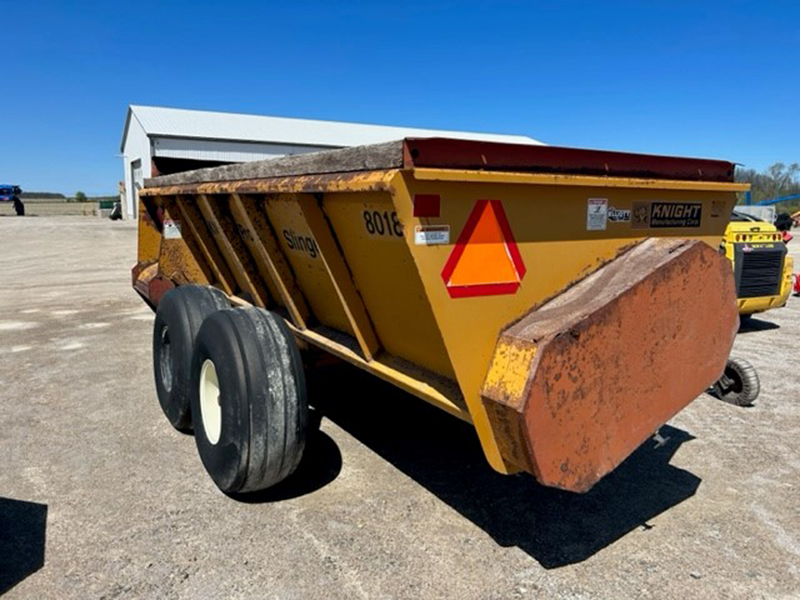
[[712, 357, 760, 406]]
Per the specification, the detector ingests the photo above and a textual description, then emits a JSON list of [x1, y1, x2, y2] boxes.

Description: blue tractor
[[0, 184, 24, 216]]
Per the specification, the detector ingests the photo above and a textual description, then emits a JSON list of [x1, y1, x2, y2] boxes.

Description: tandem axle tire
[[712, 357, 760, 407], [190, 307, 308, 494], [153, 285, 230, 431]]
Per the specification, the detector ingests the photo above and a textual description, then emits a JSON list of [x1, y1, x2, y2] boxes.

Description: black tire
[[153, 285, 229, 431], [13, 198, 24, 216], [190, 307, 308, 494], [713, 357, 760, 406]]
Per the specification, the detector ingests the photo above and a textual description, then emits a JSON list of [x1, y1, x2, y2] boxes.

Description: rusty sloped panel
[[157, 198, 213, 286], [402, 138, 736, 182], [142, 170, 398, 199], [481, 238, 739, 493], [173, 196, 238, 295], [144, 143, 403, 187], [228, 193, 313, 329], [195, 194, 272, 307]]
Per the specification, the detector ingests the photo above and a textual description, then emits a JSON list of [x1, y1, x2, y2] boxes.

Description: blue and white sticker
[[415, 225, 450, 245], [608, 207, 631, 223]]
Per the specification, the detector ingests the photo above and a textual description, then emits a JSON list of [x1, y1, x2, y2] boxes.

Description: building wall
[[121, 117, 152, 219], [151, 137, 333, 163], [121, 132, 337, 219], [121, 105, 542, 220]]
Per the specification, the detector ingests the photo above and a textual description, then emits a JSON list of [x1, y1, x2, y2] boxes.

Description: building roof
[[121, 105, 541, 153]]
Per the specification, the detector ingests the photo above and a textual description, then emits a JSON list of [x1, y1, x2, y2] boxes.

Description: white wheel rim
[[199, 359, 222, 445]]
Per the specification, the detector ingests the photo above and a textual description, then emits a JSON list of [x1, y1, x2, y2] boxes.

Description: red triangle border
[[441, 199, 526, 298]]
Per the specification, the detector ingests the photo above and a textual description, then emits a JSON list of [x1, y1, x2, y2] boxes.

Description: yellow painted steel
[[263, 193, 354, 336], [296, 193, 381, 361], [483, 341, 538, 407], [136, 198, 161, 265], [139, 167, 741, 475], [390, 171, 738, 473], [412, 168, 750, 192], [321, 191, 456, 378], [290, 323, 466, 419], [228, 193, 310, 328]]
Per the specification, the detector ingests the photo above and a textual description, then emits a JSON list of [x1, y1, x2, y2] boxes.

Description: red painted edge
[[148, 276, 175, 306], [490, 200, 526, 279], [446, 282, 520, 298], [402, 138, 736, 183], [413, 194, 441, 217], [441, 199, 489, 285], [441, 199, 527, 298]]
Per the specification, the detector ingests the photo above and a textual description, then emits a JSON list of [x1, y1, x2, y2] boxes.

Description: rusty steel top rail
[[144, 138, 737, 189]]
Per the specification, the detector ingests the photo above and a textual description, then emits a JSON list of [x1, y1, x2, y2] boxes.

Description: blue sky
[[2, 0, 798, 195]]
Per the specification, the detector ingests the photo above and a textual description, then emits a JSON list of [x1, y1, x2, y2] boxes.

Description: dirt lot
[[0, 201, 99, 217], [1, 216, 798, 599]]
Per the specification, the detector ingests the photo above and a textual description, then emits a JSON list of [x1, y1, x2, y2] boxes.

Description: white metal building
[[120, 105, 540, 218]]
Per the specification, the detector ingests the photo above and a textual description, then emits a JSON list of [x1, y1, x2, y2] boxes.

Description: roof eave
[[119, 106, 133, 154], [147, 132, 343, 150]]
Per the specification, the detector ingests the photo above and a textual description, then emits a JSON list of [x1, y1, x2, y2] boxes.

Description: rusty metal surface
[[144, 141, 403, 187], [131, 261, 156, 299], [402, 138, 736, 182], [229, 193, 312, 327], [143, 169, 399, 197], [173, 196, 237, 294], [131, 262, 175, 307], [195, 194, 271, 307], [156, 199, 212, 287], [481, 238, 739, 492]]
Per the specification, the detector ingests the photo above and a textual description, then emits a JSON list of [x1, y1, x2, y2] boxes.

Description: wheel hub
[[199, 359, 222, 445]]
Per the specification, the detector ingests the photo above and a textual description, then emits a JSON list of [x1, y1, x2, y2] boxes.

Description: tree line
[[19, 191, 66, 199], [736, 163, 800, 213]]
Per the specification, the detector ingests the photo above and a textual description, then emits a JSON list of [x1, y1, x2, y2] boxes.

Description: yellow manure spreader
[[133, 138, 747, 495]]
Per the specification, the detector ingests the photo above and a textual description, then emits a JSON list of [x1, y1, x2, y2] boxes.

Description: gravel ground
[[1, 215, 798, 599]]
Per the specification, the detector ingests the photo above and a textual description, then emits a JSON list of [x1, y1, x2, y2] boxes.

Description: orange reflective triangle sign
[[441, 200, 526, 298]]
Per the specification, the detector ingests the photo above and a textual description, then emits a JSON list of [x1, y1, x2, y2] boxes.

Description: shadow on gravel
[[230, 427, 342, 504], [738, 316, 780, 333], [0, 497, 47, 594], [313, 364, 700, 569]]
